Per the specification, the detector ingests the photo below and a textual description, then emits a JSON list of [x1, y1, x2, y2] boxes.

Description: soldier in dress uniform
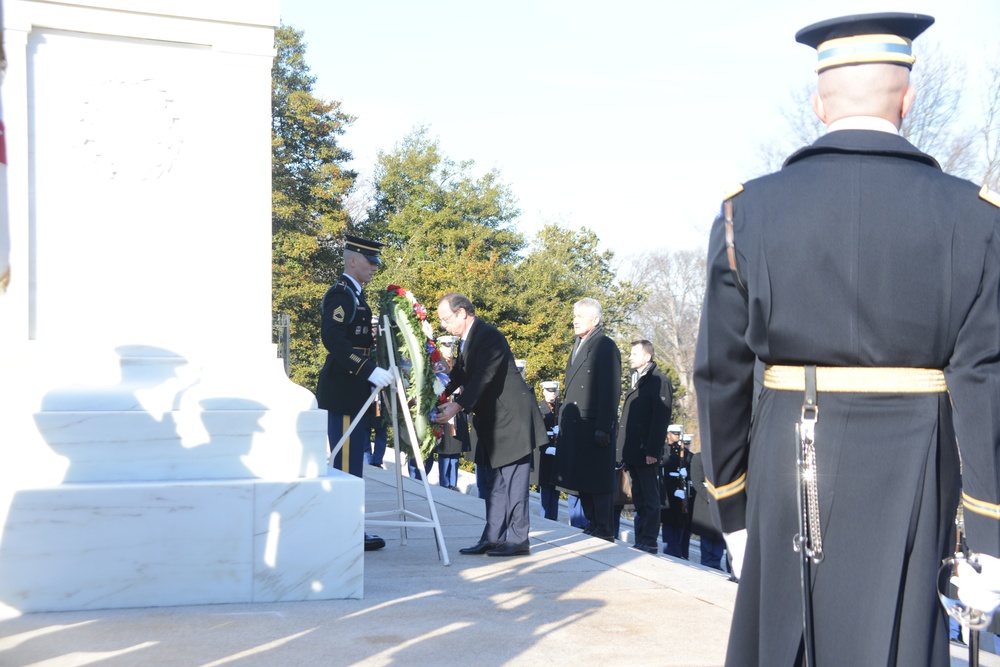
[[531, 380, 561, 520], [695, 12, 1000, 666], [659, 424, 691, 558], [316, 234, 394, 552]]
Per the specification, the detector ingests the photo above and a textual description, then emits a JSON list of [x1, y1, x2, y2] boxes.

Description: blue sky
[[278, 1, 999, 262]]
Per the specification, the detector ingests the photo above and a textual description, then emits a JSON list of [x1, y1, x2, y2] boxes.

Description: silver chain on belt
[[793, 365, 824, 564]]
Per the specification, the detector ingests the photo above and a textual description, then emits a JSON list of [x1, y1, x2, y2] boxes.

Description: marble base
[[0, 343, 365, 614], [0, 474, 363, 613]]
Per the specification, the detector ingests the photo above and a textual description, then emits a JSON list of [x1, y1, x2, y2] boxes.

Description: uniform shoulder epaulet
[[980, 184, 1000, 208], [723, 183, 745, 201]]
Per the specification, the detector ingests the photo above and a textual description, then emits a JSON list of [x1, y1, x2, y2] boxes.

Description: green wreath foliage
[[376, 286, 446, 460]]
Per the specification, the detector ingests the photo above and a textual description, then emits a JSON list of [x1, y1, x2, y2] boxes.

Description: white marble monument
[[0, 0, 363, 614]]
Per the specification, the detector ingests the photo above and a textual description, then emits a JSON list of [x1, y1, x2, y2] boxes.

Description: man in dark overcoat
[[617, 340, 672, 554], [434, 293, 549, 557], [695, 13, 1000, 667], [316, 235, 394, 552], [553, 297, 622, 540]]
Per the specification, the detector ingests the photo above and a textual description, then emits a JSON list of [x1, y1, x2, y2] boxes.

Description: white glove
[[678, 468, 688, 478], [544, 447, 556, 456], [724, 529, 748, 581], [367, 367, 393, 389], [954, 553, 1000, 615], [673, 489, 686, 499]]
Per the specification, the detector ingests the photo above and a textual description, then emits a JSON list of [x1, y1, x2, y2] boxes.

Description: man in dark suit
[[434, 293, 549, 557], [617, 340, 672, 554], [316, 235, 394, 552], [695, 13, 1000, 666], [553, 298, 621, 541]]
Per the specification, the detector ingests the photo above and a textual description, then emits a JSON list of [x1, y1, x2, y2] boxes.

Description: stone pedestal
[[0, 1, 363, 614]]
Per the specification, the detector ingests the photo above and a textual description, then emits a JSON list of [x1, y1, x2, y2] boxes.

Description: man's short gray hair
[[575, 297, 602, 322]]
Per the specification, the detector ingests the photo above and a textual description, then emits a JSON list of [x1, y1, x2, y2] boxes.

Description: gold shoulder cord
[[724, 187, 748, 299]]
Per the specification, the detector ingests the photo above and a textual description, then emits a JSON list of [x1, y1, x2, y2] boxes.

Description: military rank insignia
[[332, 305, 345, 322]]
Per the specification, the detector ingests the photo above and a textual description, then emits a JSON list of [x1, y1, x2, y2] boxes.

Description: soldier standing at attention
[[316, 234, 394, 552], [696, 13, 1000, 666]]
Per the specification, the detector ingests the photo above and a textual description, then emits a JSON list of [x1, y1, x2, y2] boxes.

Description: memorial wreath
[[377, 285, 448, 460]]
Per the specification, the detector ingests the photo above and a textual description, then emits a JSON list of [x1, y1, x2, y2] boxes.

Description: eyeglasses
[[440, 309, 463, 326]]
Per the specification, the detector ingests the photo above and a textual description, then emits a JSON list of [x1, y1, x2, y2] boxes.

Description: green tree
[[359, 126, 525, 325], [271, 25, 357, 389], [511, 224, 648, 391]]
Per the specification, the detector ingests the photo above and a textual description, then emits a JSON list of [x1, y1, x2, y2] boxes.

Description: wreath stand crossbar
[[328, 314, 450, 566]]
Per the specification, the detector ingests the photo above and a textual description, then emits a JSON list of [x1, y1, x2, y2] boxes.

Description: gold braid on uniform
[[706, 472, 746, 501]]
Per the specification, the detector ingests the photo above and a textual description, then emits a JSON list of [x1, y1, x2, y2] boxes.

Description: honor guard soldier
[[695, 12, 1000, 667], [316, 234, 393, 551], [532, 380, 561, 520]]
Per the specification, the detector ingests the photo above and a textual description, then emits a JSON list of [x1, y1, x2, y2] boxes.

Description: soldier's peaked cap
[[344, 234, 384, 266], [796, 12, 934, 73]]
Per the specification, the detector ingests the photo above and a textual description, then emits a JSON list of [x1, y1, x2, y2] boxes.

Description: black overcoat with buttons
[[695, 129, 1000, 667], [554, 326, 621, 494]]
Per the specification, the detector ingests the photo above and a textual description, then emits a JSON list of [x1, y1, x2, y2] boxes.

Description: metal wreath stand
[[327, 313, 450, 566]]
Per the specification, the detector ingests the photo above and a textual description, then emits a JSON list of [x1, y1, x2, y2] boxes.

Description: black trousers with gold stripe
[[328, 412, 370, 478]]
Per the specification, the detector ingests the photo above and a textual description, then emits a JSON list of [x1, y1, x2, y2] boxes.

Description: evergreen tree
[[271, 25, 356, 389], [511, 224, 648, 390], [360, 126, 524, 325]]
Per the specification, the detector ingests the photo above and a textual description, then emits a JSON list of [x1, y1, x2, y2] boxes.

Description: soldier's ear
[[900, 85, 916, 120], [811, 93, 827, 124]]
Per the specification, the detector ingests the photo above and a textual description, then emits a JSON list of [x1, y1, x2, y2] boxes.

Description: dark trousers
[[662, 521, 692, 559], [365, 422, 387, 466], [438, 454, 460, 488], [699, 536, 726, 569], [539, 485, 560, 520], [627, 462, 660, 546], [407, 455, 434, 480], [481, 454, 532, 545], [328, 412, 370, 478], [568, 494, 588, 528], [580, 491, 615, 539], [475, 462, 495, 500]]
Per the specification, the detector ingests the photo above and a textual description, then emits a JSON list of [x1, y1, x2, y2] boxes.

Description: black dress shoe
[[459, 540, 500, 555], [631, 542, 658, 555], [364, 533, 386, 551], [486, 542, 530, 557], [582, 525, 596, 535]]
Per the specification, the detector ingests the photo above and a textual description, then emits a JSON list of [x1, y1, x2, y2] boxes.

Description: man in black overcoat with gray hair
[[554, 297, 622, 541]]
